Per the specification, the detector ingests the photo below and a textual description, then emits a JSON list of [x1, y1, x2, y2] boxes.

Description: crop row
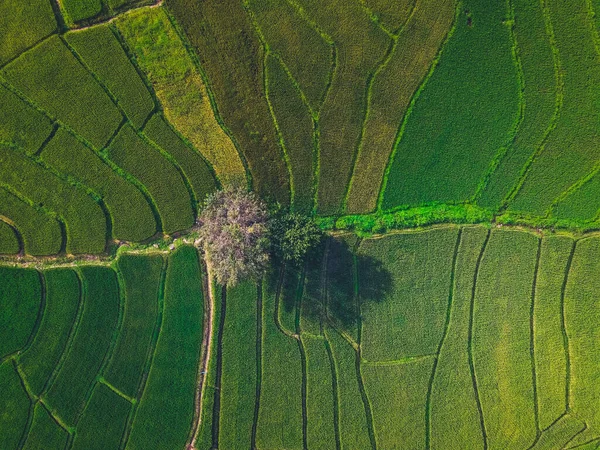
[[0, 246, 205, 449]]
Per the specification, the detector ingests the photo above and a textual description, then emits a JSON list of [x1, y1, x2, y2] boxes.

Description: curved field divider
[[43, 266, 120, 428], [382, 0, 520, 209], [165, 0, 290, 204], [103, 254, 163, 398], [0, 361, 32, 449], [115, 7, 245, 187], [246, 0, 332, 114], [126, 246, 203, 450], [472, 229, 538, 449], [291, 0, 390, 215], [65, 25, 155, 129], [358, 228, 458, 361], [21, 403, 69, 450], [477, 0, 557, 210], [1, 35, 122, 149], [0, 188, 63, 256], [40, 128, 157, 242], [143, 114, 217, 207], [430, 226, 487, 449], [510, 0, 600, 215], [0, 220, 20, 254], [0, 0, 56, 66], [107, 124, 194, 234], [346, 0, 456, 214], [361, 0, 415, 33], [18, 268, 81, 397], [0, 83, 54, 155], [71, 383, 131, 450], [0, 144, 106, 254], [0, 267, 42, 361]]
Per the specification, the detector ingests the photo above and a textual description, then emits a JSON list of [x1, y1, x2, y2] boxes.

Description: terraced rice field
[[4, 0, 600, 448]]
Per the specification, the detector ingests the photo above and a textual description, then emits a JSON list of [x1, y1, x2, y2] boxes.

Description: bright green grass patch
[[143, 113, 217, 204], [361, 0, 414, 32], [72, 383, 131, 450], [0, 188, 62, 256], [41, 128, 157, 242], [0, 361, 31, 449], [0, 266, 42, 359], [108, 124, 194, 234], [0, 83, 54, 155], [19, 268, 81, 397], [127, 246, 203, 450], [0, 0, 56, 65], [564, 236, 600, 433], [0, 144, 106, 254], [165, 0, 290, 204], [324, 328, 371, 450], [115, 6, 245, 186], [477, 0, 556, 209], [61, 0, 102, 23], [256, 274, 303, 449], [473, 229, 538, 449], [382, 0, 519, 209], [265, 54, 315, 213], [359, 227, 458, 361], [530, 413, 585, 450], [22, 403, 69, 450], [294, 0, 390, 215], [362, 357, 434, 449], [431, 226, 487, 449], [347, 0, 456, 214], [302, 335, 337, 450], [1, 35, 122, 149], [509, 0, 600, 215], [0, 221, 19, 254], [219, 281, 257, 449], [534, 236, 573, 430], [247, 0, 331, 113], [196, 282, 221, 450], [65, 25, 155, 129], [44, 266, 120, 427], [104, 254, 163, 398]]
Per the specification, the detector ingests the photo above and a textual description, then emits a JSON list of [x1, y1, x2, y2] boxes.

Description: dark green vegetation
[[0, 247, 206, 449]]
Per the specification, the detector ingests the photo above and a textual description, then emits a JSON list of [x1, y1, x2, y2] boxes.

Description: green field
[[4, 0, 600, 448]]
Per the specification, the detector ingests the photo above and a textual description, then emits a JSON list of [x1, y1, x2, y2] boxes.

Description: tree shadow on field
[[268, 235, 393, 334]]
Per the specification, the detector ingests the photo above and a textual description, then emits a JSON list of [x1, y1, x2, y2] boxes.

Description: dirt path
[[187, 259, 215, 449]]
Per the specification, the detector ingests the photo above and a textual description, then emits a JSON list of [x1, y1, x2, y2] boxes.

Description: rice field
[[3, 0, 600, 448]]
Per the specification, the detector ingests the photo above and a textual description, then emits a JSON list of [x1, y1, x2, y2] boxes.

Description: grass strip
[[41, 128, 157, 242], [0, 188, 62, 256], [1, 35, 122, 149], [43, 266, 120, 427], [21, 403, 69, 450], [358, 227, 458, 361], [127, 246, 203, 449], [103, 254, 163, 398], [0, 267, 42, 360], [115, 6, 246, 186], [18, 268, 80, 397], [430, 226, 487, 449], [65, 25, 155, 129], [218, 281, 257, 449], [71, 383, 131, 450], [472, 229, 538, 449]]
